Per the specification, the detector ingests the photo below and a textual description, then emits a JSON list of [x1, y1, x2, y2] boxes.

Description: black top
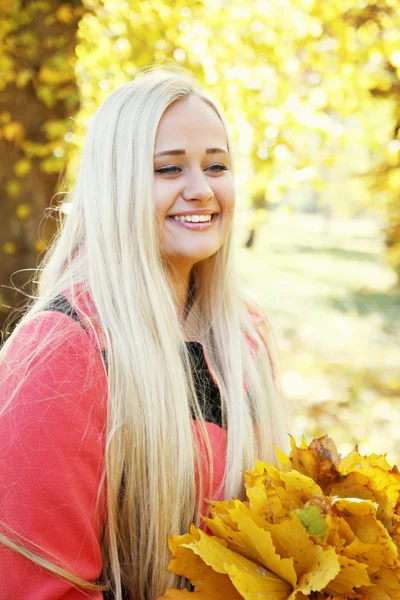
[[45, 294, 222, 428]]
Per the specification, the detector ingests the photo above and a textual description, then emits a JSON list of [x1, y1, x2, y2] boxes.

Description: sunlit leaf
[[225, 563, 291, 600], [324, 555, 371, 594]]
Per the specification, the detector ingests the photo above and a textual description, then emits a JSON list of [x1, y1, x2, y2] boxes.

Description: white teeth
[[172, 214, 212, 222]]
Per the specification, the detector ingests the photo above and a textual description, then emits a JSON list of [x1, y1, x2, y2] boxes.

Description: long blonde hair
[[0, 66, 289, 599]]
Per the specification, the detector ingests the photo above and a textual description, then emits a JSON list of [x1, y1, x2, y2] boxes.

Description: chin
[[167, 245, 220, 261]]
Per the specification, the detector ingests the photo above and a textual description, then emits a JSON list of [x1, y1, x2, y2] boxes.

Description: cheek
[[218, 181, 235, 214], [153, 188, 167, 218], [154, 181, 181, 221]]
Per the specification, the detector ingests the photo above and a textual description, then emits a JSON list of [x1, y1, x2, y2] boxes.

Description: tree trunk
[[0, 0, 84, 335]]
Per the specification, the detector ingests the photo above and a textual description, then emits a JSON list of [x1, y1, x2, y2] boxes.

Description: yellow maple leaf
[[245, 476, 288, 524], [324, 514, 356, 550], [203, 513, 261, 562], [332, 498, 379, 517], [288, 435, 342, 486], [275, 445, 291, 472], [343, 539, 398, 572], [337, 450, 400, 526], [356, 587, 394, 600], [159, 591, 221, 599], [168, 544, 242, 600], [267, 513, 318, 559], [207, 499, 238, 516], [245, 461, 285, 491], [183, 529, 284, 586], [225, 563, 290, 600], [370, 567, 400, 588], [289, 546, 340, 598], [344, 514, 398, 563], [309, 437, 342, 481], [324, 555, 371, 594], [267, 514, 340, 592], [329, 472, 377, 505], [282, 470, 323, 498], [227, 503, 297, 586]]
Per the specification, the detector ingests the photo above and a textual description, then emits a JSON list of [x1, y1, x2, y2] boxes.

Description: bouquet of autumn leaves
[[160, 436, 400, 600]]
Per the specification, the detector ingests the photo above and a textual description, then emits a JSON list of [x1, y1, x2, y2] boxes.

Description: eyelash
[[155, 164, 229, 175]]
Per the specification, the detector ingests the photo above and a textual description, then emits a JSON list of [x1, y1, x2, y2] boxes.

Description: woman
[[0, 66, 289, 599]]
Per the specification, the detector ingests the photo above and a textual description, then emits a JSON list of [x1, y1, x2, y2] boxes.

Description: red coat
[[0, 288, 269, 599]]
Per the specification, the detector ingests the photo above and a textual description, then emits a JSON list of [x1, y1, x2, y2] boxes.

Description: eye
[[206, 163, 229, 173], [155, 165, 182, 174]]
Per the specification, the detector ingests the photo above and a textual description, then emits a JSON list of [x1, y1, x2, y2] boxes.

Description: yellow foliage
[[34, 239, 48, 253], [16, 69, 34, 88], [2, 122, 25, 143], [42, 120, 68, 140], [14, 158, 32, 178], [36, 84, 55, 107], [16, 203, 31, 220], [38, 66, 69, 85], [0, 111, 11, 125], [22, 140, 51, 158], [56, 4, 82, 25], [6, 180, 21, 198], [161, 436, 400, 599], [3, 241, 17, 255], [40, 155, 64, 174]]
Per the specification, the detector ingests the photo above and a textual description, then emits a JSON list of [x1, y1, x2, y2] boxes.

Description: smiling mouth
[[168, 213, 217, 221], [166, 214, 219, 229]]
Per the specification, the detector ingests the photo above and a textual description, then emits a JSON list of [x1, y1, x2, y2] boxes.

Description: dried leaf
[[289, 435, 341, 485], [225, 563, 291, 600], [324, 555, 371, 594], [203, 513, 260, 562], [267, 513, 341, 593], [290, 546, 340, 596], [308, 436, 341, 483], [268, 513, 317, 559], [227, 503, 297, 586], [161, 437, 400, 600], [245, 472, 288, 524], [370, 567, 400, 588], [159, 591, 221, 599], [168, 541, 242, 600], [332, 497, 378, 517], [356, 587, 393, 600]]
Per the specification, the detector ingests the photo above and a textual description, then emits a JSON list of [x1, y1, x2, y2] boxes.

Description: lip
[[167, 209, 220, 217], [166, 214, 219, 231]]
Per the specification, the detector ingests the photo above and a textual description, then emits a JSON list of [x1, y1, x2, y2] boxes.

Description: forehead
[[154, 95, 228, 152]]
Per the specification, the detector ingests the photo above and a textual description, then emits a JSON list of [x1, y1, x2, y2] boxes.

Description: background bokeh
[[1, 0, 399, 460]]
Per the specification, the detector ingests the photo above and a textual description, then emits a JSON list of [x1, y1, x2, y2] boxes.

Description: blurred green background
[[1, 0, 399, 460]]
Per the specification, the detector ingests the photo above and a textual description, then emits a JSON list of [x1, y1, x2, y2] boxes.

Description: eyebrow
[[154, 147, 229, 158]]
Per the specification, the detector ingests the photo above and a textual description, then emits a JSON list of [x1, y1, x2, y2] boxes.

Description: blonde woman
[[0, 67, 289, 599]]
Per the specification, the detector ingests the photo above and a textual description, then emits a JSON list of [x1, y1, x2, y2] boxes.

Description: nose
[[182, 168, 213, 202]]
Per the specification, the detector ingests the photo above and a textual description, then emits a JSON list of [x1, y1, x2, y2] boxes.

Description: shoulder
[[1, 308, 107, 425], [6, 308, 87, 347]]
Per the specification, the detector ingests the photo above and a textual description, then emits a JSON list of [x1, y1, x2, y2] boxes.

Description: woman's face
[[154, 95, 235, 275]]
